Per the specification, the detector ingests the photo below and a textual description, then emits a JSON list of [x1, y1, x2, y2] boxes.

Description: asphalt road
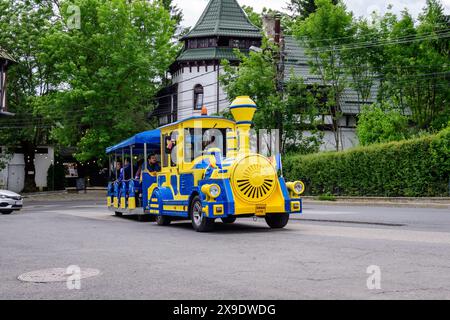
[[1, 199, 449, 300]]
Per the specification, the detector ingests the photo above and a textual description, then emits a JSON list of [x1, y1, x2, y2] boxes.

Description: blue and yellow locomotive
[[106, 96, 304, 232]]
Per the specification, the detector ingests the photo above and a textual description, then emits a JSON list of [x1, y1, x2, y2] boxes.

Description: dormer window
[[193, 84, 204, 110], [187, 38, 218, 49]]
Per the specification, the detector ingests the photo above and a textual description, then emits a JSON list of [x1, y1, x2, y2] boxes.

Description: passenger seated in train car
[[110, 160, 122, 181], [147, 153, 161, 173], [119, 158, 132, 181], [134, 159, 144, 180]]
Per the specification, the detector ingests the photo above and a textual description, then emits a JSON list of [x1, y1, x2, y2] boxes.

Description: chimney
[[262, 14, 283, 45]]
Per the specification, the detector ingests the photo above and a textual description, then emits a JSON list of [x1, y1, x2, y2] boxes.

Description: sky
[[174, 0, 450, 27]]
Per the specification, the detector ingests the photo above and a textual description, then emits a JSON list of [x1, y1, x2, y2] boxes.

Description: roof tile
[[182, 0, 261, 39]]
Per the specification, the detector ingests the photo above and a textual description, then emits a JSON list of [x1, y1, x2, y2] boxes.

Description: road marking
[[22, 204, 61, 211], [302, 210, 357, 215], [70, 205, 106, 209], [285, 223, 450, 245], [297, 218, 404, 227], [42, 209, 117, 221]]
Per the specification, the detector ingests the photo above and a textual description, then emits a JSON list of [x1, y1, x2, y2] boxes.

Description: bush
[[47, 163, 66, 191], [284, 128, 450, 197], [357, 103, 410, 146]]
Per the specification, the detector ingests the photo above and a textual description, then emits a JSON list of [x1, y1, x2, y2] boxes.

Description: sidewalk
[[302, 196, 450, 209], [22, 189, 105, 202]]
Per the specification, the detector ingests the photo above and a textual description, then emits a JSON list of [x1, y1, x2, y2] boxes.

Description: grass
[[317, 194, 337, 201]]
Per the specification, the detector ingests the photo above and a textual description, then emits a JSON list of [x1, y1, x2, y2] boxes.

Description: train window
[[184, 128, 227, 162], [162, 131, 178, 167]]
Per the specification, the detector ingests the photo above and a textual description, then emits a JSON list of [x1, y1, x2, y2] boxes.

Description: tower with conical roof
[[152, 0, 262, 125]]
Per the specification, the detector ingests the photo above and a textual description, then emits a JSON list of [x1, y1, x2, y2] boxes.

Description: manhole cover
[[18, 268, 100, 283]]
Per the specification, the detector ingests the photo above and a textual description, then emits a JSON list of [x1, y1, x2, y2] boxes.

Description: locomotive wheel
[[265, 213, 289, 229], [221, 216, 236, 224], [190, 196, 215, 232], [156, 215, 171, 226]]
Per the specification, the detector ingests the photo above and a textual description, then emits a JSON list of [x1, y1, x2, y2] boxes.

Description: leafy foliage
[[220, 41, 323, 154], [0, 0, 56, 191], [284, 127, 450, 197], [293, 0, 355, 151], [42, 0, 178, 162], [286, 0, 338, 20], [357, 103, 410, 146], [375, 0, 450, 131]]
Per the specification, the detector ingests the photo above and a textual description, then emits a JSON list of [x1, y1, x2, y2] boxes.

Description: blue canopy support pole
[[115, 154, 118, 180], [130, 146, 134, 179], [122, 149, 125, 173], [144, 143, 147, 170]]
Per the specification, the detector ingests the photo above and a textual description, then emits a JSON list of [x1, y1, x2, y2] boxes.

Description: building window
[[193, 84, 204, 110], [159, 115, 169, 126], [187, 38, 217, 49]]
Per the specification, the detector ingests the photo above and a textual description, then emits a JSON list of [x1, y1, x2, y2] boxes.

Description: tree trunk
[[21, 141, 37, 192]]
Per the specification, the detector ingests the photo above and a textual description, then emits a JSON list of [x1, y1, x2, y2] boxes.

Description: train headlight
[[209, 185, 221, 198], [294, 181, 305, 195], [287, 181, 305, 195], [201, 184, 221, 199]]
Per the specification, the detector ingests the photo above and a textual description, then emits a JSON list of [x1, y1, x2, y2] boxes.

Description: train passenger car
[[106, 96, 304, 232]]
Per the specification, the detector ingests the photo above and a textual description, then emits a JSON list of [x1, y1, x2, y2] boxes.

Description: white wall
[[0, 146, 54, 192], [319, 129, 358, 151], [173, 65, 229, 120]]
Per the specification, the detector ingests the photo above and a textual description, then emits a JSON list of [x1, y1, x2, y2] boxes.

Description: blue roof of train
[[106, 129, 161, 154], [106, 116, 235, 154]]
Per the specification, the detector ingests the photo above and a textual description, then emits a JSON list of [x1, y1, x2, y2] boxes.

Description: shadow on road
[[112, 215, 290, 234]]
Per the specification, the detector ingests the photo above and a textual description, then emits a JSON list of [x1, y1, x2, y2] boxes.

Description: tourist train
[[106, 96, 304, 232]]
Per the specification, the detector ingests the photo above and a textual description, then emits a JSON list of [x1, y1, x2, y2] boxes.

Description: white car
[[0, 190, 23, 215]]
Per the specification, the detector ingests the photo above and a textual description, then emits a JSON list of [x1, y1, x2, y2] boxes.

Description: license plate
[[255, 204, 266, 215]]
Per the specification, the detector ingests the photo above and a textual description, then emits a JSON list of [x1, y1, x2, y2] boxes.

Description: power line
[[298, 28, 450, 46], [0, 98, 231, 129], [296, 28, 450, 44], [306, 31, 450, 53]]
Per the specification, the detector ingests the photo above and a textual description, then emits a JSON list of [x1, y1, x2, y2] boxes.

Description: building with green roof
[[151, 0, 377, 151], [152, 0, 262, 125], [0, 48, 17, 117]]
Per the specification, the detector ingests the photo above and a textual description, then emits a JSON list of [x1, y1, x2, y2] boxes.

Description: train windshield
[[184, 128, 229, 162]]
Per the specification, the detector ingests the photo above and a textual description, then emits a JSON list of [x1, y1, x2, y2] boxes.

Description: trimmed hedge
[[283, 128, 450, 197]]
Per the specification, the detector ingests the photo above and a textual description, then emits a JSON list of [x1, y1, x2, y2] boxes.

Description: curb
[[303, 200, 450, 209], [22, 189, 106, 199]]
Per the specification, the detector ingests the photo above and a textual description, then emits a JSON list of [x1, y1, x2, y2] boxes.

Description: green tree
[[220, 42, 322, 154], [43, 0, 178, 162], [375, 0, 449, 131], [161, 0, 183, 27], [286, 0, 338, 19], [294, 0, 355, 151], [242, 5, 262, 29], [341, 18, 383, 109], [357, 103, 410, 146], [0, 0, 56, 191]]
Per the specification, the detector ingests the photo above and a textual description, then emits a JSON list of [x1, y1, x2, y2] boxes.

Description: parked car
[[0, 190, 23, 215]]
